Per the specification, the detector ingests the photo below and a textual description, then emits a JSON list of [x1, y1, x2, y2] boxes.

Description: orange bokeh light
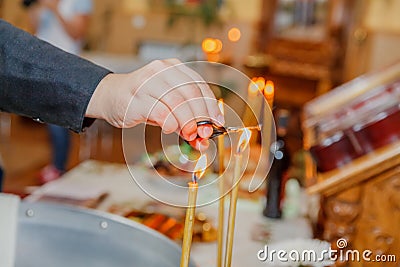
[[264, 80, 274, 98], [248, 77, 265, 96], [248, 78, 259, 96], [255, 77, 266, 92], [228, 27, 241, 42], [214, 38, 223, 53], [202, 38, 217, 53], [202, 38, 223, 54]]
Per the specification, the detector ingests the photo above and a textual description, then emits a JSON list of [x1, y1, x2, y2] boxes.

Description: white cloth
[[36, 0, 92, 55], [0, 194, 20, 267]]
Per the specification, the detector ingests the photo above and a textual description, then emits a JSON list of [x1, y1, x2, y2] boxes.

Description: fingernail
[[188, 132, 198, 141], [201, 126, 213, 138]]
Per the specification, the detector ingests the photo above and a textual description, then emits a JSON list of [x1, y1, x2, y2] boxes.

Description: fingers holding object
[[136, 59, 223, 144], [154, 60, 222, 138]]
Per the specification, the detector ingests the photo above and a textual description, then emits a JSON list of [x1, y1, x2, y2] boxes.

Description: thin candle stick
[[217, 99, 226, 267], [243, 77, 264, 129], [180, 154, 207, 267], [180, 181, 198, 267], [262, 81, 274, 151], [224, 153, 242, 267], [217, 133, 225, 267], [224, 129, 251, 267]]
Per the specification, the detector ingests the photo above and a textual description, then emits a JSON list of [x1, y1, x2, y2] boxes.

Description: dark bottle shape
[[263, 110, 291, 218], [0, 165, 3, 192]]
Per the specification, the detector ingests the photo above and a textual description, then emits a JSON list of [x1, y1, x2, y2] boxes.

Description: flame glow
[[202, 38, 216, 53], [214, 39, 223, 53], [248, 77, 265, 96], [228, 27, 241, 42], [218, 99, 224, 115], [202, 38, 223, 54], [248, 78, 259, 95], [193, 154, 207, 183], [237, 128, 252, 153], [264, 80, 274, 98]]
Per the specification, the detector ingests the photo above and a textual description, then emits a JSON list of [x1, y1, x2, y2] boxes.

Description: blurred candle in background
[[261, 80, 274, 153], [243, 77, 264, 128], [264, 80, 274, 109]]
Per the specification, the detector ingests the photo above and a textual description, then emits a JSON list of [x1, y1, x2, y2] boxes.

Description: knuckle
[[166, 58, 181, 65], [162, 117, 178, 133], [153, 107, 170, 122], [186, 86, 202, 97], [181, 120, 196, 132], [149, 59, 166, 70], [163, 93, 185, 109]]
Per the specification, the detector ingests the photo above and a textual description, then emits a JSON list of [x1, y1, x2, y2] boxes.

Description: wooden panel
[[353, 168, 400, 267], [319, 168, 400, 267]]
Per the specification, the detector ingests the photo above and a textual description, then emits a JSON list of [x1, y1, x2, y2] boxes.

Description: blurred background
[[2, 0, 400, 191]]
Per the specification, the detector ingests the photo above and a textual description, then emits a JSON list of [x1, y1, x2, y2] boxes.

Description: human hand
[[86, 59, 224, 150]]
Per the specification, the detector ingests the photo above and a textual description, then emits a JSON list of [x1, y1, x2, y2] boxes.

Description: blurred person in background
[[25, 0, 92, 183]]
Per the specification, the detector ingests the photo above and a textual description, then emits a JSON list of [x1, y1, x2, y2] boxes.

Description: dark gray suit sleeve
[[0, 19, 111, 132]]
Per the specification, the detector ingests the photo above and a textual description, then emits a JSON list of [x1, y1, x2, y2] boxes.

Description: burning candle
[[243, 77, 264, 139], [224, 129, 252, 267], [264, 80, 274, 108], [262, 80, 275, 148], [180, 154, 207, 267], [217, 99, 225, 267]]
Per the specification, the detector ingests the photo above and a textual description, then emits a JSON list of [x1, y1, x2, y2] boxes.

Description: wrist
[[86, 73, 115, 120]]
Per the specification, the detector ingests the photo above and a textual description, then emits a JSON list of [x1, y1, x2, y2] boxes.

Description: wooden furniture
[[308, 143, 400, 267], [303, 63, 400, 266], [253, 0, 361, 95]]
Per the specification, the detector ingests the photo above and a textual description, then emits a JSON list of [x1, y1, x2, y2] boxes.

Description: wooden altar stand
[[306, 142, 400, 266], [303, 63, 400, 266]]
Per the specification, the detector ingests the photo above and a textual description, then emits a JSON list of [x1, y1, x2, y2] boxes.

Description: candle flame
[[193, 154, 207, 183], [218, 99, 224, 115], [256, 77, 266, 91], [237, 128, 252, 153], [264, 80, 274, 98], [248, 77, 265, 96]]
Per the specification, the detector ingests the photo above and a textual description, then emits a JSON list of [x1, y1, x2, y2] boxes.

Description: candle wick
[[192, 174, 198, 183]]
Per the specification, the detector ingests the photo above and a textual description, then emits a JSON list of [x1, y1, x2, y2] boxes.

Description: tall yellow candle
[[217, 99, 225, 267], [224, 129, 252, 267], [180, 182, 198, 267], [243, 77, 264, 129], [262, 81, 274, 148], [264, 80, 274, 109], [180, 154, 207, 267]]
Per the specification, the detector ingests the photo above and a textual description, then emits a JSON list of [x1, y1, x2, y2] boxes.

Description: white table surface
[[28, 160, 312, 267]]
